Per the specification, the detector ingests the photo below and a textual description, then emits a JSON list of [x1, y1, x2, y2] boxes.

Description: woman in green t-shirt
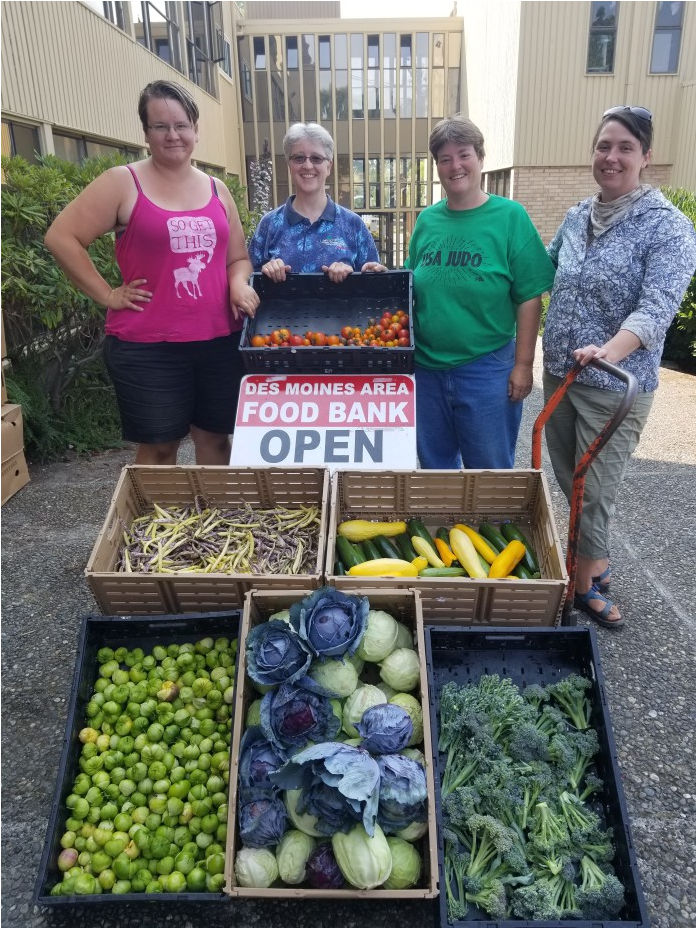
[[405, 115, 555, 469]]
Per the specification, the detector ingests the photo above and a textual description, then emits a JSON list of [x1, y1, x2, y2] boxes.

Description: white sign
[[231, 373, 417, 470]]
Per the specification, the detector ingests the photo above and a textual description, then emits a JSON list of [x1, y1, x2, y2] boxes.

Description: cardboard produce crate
[[225, 587, 439, 899], [425, 626, 649, 928], [34, 610, 242, 905], [86, 466, 330, 615], [326, 469, 568, 626], [1, 402, 29, 504], [240, 271, 414, 374]]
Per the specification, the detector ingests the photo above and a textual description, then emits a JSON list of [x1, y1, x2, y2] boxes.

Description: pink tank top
[[106, 166, 237, 342]]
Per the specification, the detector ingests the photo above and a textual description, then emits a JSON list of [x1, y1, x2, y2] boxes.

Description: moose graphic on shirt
[[174, 253, 207, 298], [168, 216, 217, 300]]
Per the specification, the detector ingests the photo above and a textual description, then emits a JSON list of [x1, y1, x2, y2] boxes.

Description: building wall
[[1, 1, 243, 174], [514, 163, 674, 245], [460, 1, 520, 170], [238, 16, 465, 265], [244, 1, 340, 18]]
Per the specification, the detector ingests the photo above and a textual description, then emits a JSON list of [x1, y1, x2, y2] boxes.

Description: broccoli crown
[[465, 874, 508, 918], [510, 873, 581, 920], [577, 855, 626, 918], [529, 800, 570, 853], [560, 790, 602, 840], [546, 674, 593, 730]]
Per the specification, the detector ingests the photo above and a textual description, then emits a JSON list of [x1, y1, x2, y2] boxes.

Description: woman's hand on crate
[[261, 258, 292, 282], [322, 261, 355, 283], [361, 261, 389, 274]]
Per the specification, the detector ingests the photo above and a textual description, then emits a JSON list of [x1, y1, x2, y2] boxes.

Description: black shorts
[[104, 332, 245, 444]]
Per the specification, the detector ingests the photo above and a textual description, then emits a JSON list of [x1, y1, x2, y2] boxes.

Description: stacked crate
[[1, 312, 29, 504]]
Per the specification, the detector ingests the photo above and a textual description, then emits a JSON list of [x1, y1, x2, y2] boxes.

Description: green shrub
[[660, 186, 695, 372]]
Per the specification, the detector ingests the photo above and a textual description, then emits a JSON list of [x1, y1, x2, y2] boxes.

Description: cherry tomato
[[250, 335, 266, 347], [289, 334, 304, 346], [340, 326, 353, 339], [398, 336, 410, 347], [311, 332, 328, 346]]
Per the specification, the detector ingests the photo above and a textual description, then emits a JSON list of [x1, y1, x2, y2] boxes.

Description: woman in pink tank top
[[45, 80, 259, 466]]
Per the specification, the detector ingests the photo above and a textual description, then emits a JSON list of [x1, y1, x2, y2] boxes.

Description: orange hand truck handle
[[532, 359, 639, 622]]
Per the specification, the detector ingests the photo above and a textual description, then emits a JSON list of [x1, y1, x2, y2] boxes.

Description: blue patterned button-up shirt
[[542, 188, 695, 391], [248, 196, 380, 273]]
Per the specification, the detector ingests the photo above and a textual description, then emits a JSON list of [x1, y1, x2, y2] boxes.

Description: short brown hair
[[138, 80, 199, 132], [429, 114, 485, 161], [592, 112, 653, 156]]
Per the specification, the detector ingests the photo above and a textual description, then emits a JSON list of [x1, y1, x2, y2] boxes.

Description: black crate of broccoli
[[425, 626, 649, 928]]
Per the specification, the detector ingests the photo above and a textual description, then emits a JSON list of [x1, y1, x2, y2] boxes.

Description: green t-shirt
[[404, 195, 555, 369]]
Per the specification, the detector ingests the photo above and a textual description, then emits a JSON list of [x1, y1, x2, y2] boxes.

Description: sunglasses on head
[[603, 105, 653, 123]]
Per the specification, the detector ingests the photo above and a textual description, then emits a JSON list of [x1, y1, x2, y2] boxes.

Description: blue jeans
[[415, 341, 523, 469]]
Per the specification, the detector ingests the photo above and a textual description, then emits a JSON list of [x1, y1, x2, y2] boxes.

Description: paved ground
[[2, 347, 694, 928]]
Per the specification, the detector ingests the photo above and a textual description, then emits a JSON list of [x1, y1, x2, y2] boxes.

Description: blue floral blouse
[[543, 188, 695, 392]]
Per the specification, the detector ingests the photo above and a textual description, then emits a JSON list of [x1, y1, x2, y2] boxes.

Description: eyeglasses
[[288, 154, 330, 166], [603, 106, 653, 123], [147, 123, 195, 134]]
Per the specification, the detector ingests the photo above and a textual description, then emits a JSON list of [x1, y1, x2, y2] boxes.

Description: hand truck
[[532, 358, 639, 625]]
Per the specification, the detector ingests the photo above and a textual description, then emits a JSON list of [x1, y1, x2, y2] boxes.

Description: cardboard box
[[225, 587, 439, 899], [86, 466, 330, 614], [1, 361, 7, 404], [34, 610, 242, 905], [239, 271, 414, 374], [1, 449, 29, 505], [326, 469, 568, 626], [2, 402, 24, 462], [426, 626, 649, 927]]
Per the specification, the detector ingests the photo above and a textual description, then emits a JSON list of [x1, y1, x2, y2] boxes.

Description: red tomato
[[380, 330, 393, 342], [340, 326, 354, 339], [398, 336, 410, 346], [289, 334, 304, 346], [310, 332, 328, 346], [398, 329, 409, 340]]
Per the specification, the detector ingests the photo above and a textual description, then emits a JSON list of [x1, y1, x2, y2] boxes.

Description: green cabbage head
[[332, 822, 392, 889]]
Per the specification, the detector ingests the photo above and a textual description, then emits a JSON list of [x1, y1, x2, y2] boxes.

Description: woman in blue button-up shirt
[[542, 106, 695, 629]]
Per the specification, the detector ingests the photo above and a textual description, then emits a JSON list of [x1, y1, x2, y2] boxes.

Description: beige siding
[[244, 1, 340, 18], [670, 80, 695, 189], [460, 2, 520, 170], [1, 1, 242, 173], [514, 1, 695, 174]]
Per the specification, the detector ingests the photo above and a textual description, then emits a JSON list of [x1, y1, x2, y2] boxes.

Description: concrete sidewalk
[[2, 347, 695, 928]]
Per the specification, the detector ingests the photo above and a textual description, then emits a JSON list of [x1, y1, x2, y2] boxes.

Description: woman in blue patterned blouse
[[543, 106, 695, 628], [248, 123, 386, 283]]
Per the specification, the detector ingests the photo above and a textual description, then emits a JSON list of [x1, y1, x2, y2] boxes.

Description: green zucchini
[[334, 559, 346, 576], [407, 518, 438, 555], [361, 538, 382, 561], [435, 527, 450, 543], [477, 553, 491, 574], [395, 533, 418, 561], [418, 566, 467, 577], [500, 522, 541, 575], [513, 563, 534, 580], [373, 535, 402, 560], [478, 522, 508, 554], [336, 535, 364, 570]]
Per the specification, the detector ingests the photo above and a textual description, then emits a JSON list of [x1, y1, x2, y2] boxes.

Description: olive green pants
[[542, 371, 654, 560]]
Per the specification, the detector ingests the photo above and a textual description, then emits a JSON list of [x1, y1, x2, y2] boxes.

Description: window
[[286, 36, 298, 70], [217, 34, 232, 76], [587, 1, 618, 73], [415, 157, 428, 206], [2, 120, 40, 163], [351, 34, 364, 118], [319, 35, 331, 69], [184, 2, 217, 95], [132, 2, 183, 72], [52, 131, 138, 164], [253, 36, 266, 69], [303, 35, 315, 69], [241, 58, 252, 99], [650, 1, 684, 73], [383, 34, 396, 119], [400, 34, 412, 68], [368, 157, 380, 208], [400, 35, 412, 117], [353, 157, 365, 209], [83, 1, 126, 30], [384, 157, 397, 208]]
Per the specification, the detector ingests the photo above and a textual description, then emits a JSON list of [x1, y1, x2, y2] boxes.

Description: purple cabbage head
[[260, 682, 340, 751], [245, 619, 312, 687], [356, 703, 414, 754], [238, 726, 287, 791], [305, 842, 345, 889], [271, 741, 380, 836], [238, 789, 288, 848], [290, 587, 369, 660], [376, 753, 428, 834]]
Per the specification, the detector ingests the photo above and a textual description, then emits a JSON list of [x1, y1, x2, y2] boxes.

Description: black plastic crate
[[240, 270, 414, 373], [425, 626, 649, 928], [34, 610, 242, 905]]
